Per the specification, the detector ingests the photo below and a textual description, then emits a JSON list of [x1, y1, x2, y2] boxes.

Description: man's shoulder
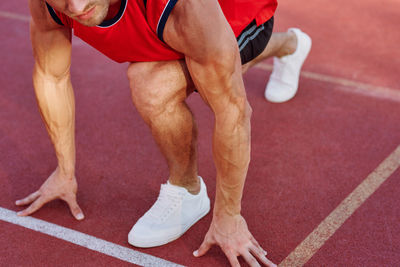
[[29, 0, 63, 31]]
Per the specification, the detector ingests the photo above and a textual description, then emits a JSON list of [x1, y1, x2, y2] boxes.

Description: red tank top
[[46, 0, 277, 63]]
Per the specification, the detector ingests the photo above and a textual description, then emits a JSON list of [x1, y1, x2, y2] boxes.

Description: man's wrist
[[213, 202, 241, 217], [57, 165, 75, 179], [214, 189, 242, 216], [211, 210, 244, 236]]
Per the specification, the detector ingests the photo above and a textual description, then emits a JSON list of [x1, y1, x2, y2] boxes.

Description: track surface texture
[[1, 0, 399, 266]]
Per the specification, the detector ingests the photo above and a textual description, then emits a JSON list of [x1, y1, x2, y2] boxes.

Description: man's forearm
[[33, 66, 76, 176], [212, 92, 251, 216], [183, 52, 251, 217]]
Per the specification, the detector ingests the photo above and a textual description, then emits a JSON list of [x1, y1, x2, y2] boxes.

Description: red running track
[[0, 0, 399, 266]]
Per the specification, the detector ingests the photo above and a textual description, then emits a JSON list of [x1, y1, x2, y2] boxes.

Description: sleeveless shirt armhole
[[156, 0, 178, 42], [45, 2, 64, 26]]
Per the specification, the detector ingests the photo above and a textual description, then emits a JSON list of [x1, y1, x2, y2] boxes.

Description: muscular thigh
[[127, 60, 195, 116]]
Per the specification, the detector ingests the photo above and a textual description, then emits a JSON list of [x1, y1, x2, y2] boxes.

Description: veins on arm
[[164, 0, 252, 216]]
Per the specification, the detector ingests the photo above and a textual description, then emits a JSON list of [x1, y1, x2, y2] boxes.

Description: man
[[15, 0, 311, 266]]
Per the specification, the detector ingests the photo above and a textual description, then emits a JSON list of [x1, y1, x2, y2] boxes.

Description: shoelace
[[146, 185, 185, 222]]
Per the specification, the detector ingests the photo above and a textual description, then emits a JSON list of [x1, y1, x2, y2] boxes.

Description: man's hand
[[16, 168, 84, 220], [194, 214, 276, 267]]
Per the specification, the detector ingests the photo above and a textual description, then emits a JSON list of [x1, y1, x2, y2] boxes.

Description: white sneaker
[[128, 176, 210, 248], [265, 28, 312, 103]]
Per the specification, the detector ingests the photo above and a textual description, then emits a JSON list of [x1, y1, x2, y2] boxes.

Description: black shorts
[[237, 17, 274, 65]]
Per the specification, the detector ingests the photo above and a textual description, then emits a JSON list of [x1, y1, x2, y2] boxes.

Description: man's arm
[[164, 1, 275, 266], [16, 0, 84, 220]]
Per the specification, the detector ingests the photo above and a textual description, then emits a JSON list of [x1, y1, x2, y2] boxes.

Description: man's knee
[[127, 63, 164, 120], [127, 61, 190, 122]]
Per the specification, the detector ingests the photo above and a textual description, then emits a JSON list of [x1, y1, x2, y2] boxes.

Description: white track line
[[0, 208, 183, 267], [0, 10, 30, 22], [255, 63, 400, 103], [279, 144, 400, 266]]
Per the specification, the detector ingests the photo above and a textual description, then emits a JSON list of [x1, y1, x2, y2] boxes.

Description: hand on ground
[[194, 214, 276, 267], [15, 168, 84, 220]]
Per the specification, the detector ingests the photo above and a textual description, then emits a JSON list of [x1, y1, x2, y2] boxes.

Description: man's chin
[[74, 10, 108, 27], [78, 20, 101, 27]]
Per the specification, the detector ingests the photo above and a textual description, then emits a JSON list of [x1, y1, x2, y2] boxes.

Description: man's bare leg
[[127, 59, 212, 248], [127, 60, 200, 194], [242, 31, 297, 73]]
